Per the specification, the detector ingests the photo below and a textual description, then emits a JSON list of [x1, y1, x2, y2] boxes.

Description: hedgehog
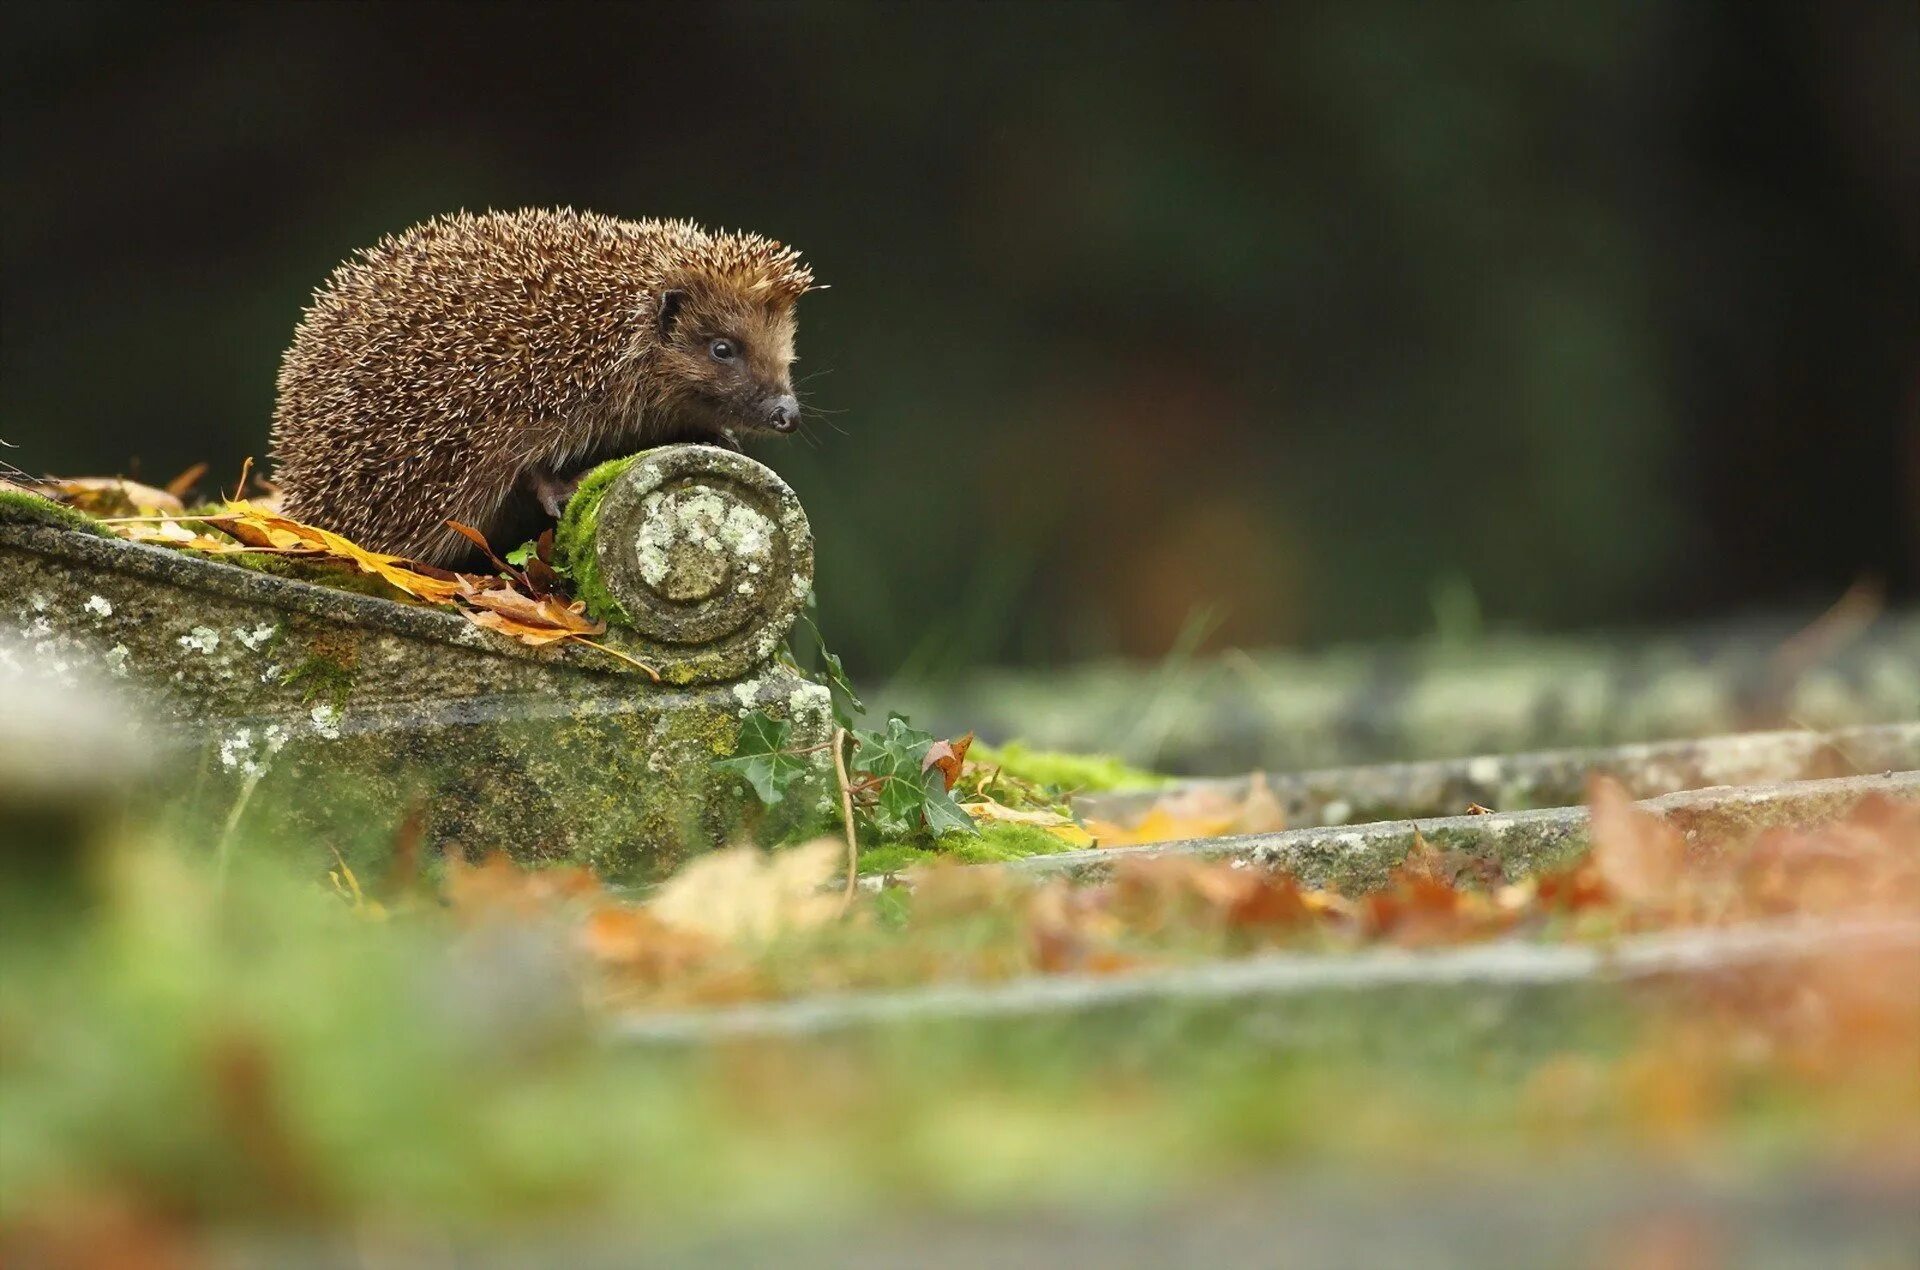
[[269, 208, 816, 565]]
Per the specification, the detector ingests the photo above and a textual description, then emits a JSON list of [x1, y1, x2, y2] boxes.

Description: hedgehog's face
[[651, 286, 801, 437]]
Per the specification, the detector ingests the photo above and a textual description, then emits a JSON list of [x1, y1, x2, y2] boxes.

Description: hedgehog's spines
[[269, 208, 816, 565]]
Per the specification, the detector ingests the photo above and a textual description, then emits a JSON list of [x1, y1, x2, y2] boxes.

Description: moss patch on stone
[[226, 550, 416, 601], [859, 823, 1071, 875], [0, 490, 115, 538], [553, 455, 638, 628], [970, 740, 1167, 794], [282, 654, 357, 710]]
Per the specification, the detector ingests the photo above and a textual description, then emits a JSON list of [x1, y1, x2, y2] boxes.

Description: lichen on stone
[[178, 626, 221, 655]]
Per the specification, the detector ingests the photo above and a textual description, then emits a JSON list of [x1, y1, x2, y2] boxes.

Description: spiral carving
[[576, 445, 813, 685]]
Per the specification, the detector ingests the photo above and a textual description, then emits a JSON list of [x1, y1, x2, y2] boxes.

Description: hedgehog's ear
[[656, 289, 688, 341]]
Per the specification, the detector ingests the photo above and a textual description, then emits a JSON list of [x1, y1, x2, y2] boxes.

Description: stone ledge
[[611, 915, 1920, 1045]]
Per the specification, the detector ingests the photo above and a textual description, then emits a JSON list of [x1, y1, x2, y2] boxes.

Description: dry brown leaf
[[461, 609, 581, 646], [580, 905, 714, 984], [647, 840, 842, 943], [442, 852, 602, 919], [164, 461, 210, 499], [206, 501, 469, 603], [921, 732, 974, 792], [51, 476, 186, 517], [459, 582, 603, 632], [1235, 772, 1288, 834], [1587, 775, 1686, 906], [457, 582, 605, 647]]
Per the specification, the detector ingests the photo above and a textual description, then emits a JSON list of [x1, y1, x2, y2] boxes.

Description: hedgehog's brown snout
[[765, 395, 800, 433]]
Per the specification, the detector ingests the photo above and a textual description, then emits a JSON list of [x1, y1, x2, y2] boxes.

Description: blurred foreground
[[5, 757, 1917, 1262]]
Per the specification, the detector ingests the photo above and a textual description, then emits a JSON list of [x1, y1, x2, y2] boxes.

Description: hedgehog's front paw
[[529, 466, 580, 519]]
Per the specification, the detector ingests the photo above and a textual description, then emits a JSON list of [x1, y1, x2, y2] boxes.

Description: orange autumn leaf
[[213, 501, 470, 604], [164, 461, 211, 499], [457, 582, 606, 646], [921, 732, 975, 792], [442, 851, 602, 919], [580, 905, 714, 984], [1084, 776, 1283, 847], [1587, 775, 1686, 906]]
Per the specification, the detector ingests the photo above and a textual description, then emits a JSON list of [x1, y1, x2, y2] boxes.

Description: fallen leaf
[[458, 581, 604, 638], [443, 852, 601, 919], [960, 797, 1095, 847], [921, 732, 975, 791], [164, 461, 210, 499], [209, 501, 469, 603], [51, 476, 185, 517], [446, 519, 517, 574], [1587, 776, 1685, 906], [580, 905, 713, 984], [1084, 777, 1285, 847], [1235, 772, 1288, 834], [647, 840, 842, 943], [116, 518, 244, 552]]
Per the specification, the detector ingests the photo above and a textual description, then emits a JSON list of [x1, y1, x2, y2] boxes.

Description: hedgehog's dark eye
[[708, 338, 738, 363]]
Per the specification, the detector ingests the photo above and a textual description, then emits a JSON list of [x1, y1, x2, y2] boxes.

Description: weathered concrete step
[[1081, 721, 1920, 830], [1027, 770, 1920, 890], [1, 447, 837, 882], [892, 613, 1920, 772], [612, 916, 1920, 1045]]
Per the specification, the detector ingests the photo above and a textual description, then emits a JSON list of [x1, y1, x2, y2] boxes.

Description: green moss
[[282, 654, 357, 710], [860, 822, 1071, 875], [226, 550, 413, 600], [553, 455, 641, 628], [0, 490, 114, 538], [855, 843, 938, 875], [969, 740, 1167, 794]]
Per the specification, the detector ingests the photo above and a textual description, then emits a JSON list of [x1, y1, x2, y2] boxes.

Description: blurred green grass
[[4, 825, 1910, 1236]]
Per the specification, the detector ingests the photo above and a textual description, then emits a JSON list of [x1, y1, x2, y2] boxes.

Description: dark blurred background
[[5, 1, 1917, 681]]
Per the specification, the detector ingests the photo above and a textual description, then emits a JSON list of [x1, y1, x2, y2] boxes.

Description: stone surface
[[1019, 770, 1920, 890], [555, 445, 813, 685], [892, 616, 1920, 773], [1081, 721, 1920, 830], [0, 450, 835, 883], [612, 915, 1920, 1044]]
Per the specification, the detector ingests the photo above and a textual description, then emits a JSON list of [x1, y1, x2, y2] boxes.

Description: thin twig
[[571, 637, 662, 681], [215, 768, 265, 883], [832, 725, 859, 911]]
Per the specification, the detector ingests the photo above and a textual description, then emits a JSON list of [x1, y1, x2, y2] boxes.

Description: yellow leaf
[[217, 500, 468, 604], [960, 798, 1096, 847], [1085, 776, 1287, 847], [51, 477, 186, 517]]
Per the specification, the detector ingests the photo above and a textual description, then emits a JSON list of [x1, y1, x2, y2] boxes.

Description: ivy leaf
[[850, 716, 979, 836], [852, 715, 934, 834], [505, 539, 540, 567], [819, 645, 865, 727], [921, 770, 979, 837], [797, 612, 864, 726], [714, 712, 808, 805]]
